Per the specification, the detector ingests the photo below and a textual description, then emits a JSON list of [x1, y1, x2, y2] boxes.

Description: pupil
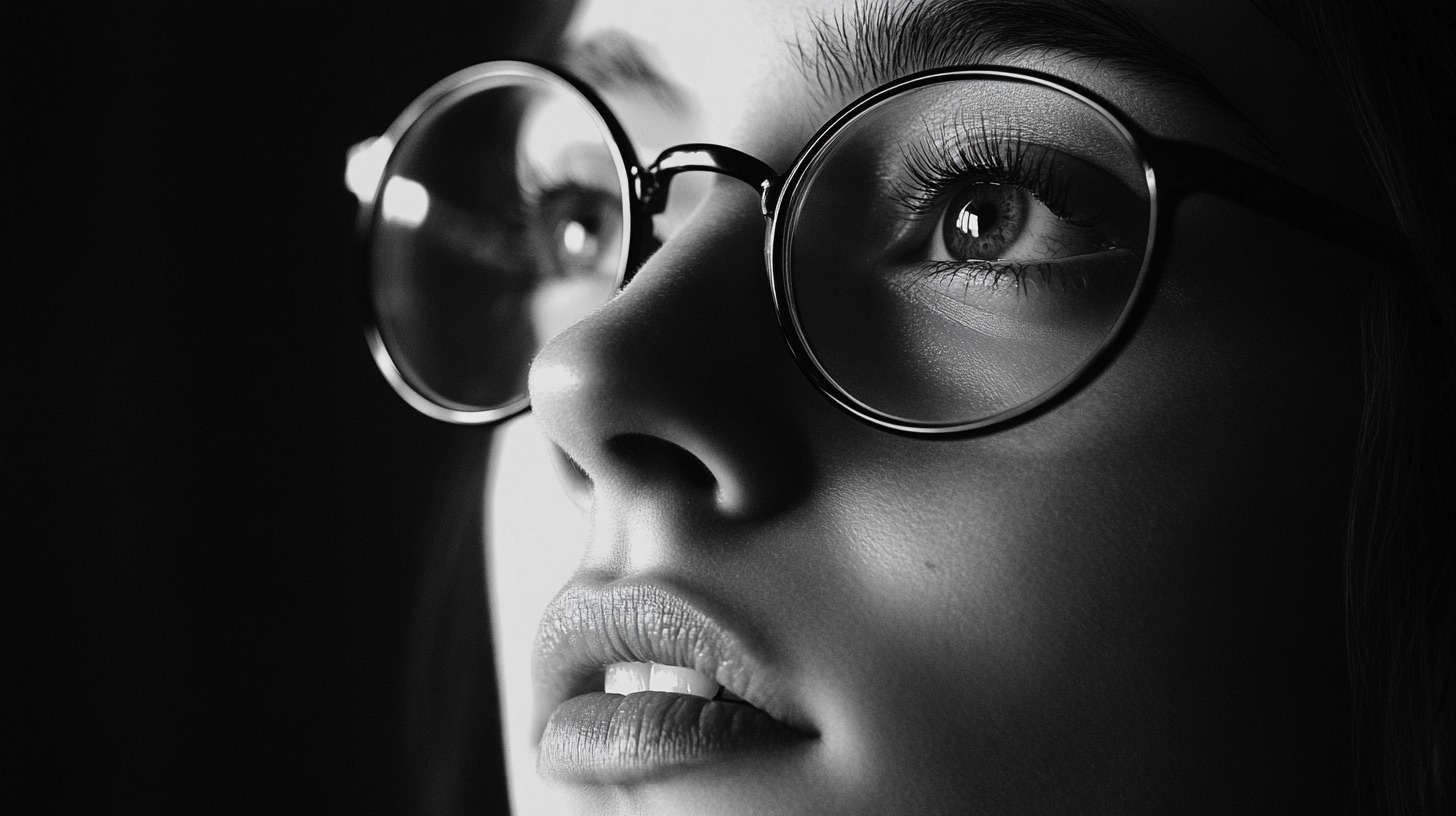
[[943, 183, 1026, 261]]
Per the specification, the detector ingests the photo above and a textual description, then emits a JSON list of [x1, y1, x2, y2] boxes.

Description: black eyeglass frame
[[355, 59, 1400, 434]]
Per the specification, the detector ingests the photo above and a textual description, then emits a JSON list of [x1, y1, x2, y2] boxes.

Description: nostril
[[606, 433, 717, 492]]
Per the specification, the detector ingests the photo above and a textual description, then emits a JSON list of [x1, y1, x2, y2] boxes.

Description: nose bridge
[[527, 183, 812, 523], [641, 143, 781, 218]]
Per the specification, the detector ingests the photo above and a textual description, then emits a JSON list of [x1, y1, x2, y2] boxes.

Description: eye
[[929, 181, 1112, 270], [938, 182, 1029, 261], [532, 185, 623, 280]]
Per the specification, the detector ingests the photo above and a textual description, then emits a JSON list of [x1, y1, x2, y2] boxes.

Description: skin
[[488, 0, 1380, 811]]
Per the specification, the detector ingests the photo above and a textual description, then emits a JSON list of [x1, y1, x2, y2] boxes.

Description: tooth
[[604, 662, 651, 695], [648, 663, 721, 700]]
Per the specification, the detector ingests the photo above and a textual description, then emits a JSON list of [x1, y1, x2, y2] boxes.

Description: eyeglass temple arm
[[1144, 139, 1406, 262], [639, 144, 782, 218]]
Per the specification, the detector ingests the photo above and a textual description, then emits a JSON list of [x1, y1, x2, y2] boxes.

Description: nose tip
[[528, 335, 807, 520]]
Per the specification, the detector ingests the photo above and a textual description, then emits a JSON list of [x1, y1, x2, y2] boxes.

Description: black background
[[14, 2, 564, 812]]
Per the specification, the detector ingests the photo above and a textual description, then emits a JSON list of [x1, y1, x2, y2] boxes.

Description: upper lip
[[532, 580, 812, 738]]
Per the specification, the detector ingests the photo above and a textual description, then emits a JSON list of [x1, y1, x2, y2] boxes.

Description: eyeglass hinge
[[760, 177, 782, 219], [634, 167, 669, 216]]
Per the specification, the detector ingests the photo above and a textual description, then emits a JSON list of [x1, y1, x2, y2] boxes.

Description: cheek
[[781, 194, 1362, 803], [486, 416, 591, 816]]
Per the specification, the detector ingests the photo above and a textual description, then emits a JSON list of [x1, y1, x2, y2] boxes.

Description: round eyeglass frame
[[355, 59, 1396, 435], [765, 67, 1157, 434], [355, 61, 653, 425]]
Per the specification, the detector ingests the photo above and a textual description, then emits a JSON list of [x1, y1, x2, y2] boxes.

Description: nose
[[527, 181, 812, 521]]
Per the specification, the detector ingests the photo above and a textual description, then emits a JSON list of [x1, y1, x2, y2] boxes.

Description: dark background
[[14, 2, 567, 812]]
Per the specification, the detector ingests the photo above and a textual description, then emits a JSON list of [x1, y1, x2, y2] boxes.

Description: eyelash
[[892, 120, 1102, 291], [894, 119, 1077, 223]]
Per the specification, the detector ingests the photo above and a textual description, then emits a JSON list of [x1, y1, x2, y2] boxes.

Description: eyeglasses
[[348, 60, 1393, 434]]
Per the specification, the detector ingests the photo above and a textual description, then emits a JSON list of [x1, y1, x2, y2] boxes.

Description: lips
[[533, 582, 814, 783]]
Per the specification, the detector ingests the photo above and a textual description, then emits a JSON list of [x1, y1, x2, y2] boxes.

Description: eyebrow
[[793, 0, 1262, 143], [561, 29, 690, 111]]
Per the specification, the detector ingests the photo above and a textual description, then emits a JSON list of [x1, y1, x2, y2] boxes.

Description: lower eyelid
[[881, 263, 1082, 342], [909, 249, 1141, 297]]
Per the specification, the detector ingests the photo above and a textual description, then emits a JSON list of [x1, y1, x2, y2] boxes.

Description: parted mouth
[[533, 581, 810, 731], [532, 581, 815, 782]]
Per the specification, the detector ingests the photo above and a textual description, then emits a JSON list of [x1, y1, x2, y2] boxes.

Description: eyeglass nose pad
[[640, 144, 781, 217]]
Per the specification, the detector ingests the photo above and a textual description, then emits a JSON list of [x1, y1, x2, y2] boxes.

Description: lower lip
[[537, 691, 807, 784]]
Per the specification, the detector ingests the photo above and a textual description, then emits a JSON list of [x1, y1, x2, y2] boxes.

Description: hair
[[406, 2, 1456, 813], [1261, 0, 1456, 812]]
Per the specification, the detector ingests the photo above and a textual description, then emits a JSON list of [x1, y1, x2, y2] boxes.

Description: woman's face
[[487, 0, 1374, 812]]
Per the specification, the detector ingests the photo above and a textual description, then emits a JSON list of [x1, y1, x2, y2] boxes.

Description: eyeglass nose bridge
[[639, 144, 784, 219]]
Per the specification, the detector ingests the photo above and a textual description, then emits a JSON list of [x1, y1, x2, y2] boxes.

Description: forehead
[[566, 0, 807, 147], [564, 0, 1364, 202]]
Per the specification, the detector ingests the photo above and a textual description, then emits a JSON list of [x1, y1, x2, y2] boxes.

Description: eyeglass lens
[[782, 75, 1153, 428], [368, 71, 628, 414]]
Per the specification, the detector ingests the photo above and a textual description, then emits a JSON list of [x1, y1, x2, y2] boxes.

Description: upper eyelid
[[893, 149, 1026, 219], [519, 147, 620, 189], [888, 120, 1082, 220]]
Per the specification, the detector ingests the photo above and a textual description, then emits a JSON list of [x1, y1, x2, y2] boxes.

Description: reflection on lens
[[367, 65, 629, 416], [782, 73, 1154, 430]]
